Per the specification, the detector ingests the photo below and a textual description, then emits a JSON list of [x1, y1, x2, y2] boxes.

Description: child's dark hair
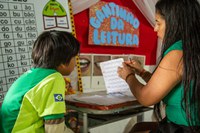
[[32, 30, 80, 69]]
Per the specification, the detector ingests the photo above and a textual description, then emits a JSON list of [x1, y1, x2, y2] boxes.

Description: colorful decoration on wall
[[88, 1, 140, 47], [43, 0, 69, 29]]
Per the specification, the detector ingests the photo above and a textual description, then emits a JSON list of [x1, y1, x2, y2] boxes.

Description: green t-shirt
[[0, 68, 66, 133], [163, 40, 199, 126]]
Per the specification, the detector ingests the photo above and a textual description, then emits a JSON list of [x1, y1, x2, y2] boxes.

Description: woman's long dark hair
[[154, 0, 200, 130]]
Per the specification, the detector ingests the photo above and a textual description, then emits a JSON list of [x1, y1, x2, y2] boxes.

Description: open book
[[99, 58, 131, 95]]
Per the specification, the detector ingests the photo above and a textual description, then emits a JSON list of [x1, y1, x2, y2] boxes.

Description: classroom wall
[[73, 1, 158, 131], [74, 0, 158, 65]]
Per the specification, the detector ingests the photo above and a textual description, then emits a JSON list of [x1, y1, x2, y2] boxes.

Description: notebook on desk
[[99, 58, 132, 96]]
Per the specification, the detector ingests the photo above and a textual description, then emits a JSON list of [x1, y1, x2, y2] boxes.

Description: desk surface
[[66, 91, 143, 114], [65, 91, 152, 133]]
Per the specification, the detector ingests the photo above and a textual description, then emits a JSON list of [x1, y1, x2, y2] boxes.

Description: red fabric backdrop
[[74, 0, 158, 65]]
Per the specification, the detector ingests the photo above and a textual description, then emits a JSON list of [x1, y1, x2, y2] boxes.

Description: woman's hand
[[125, 59, 144, 75], [117, 62, 135, 81]]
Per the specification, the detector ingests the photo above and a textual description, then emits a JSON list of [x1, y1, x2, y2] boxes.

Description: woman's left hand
[[117, 62, 135, 80]]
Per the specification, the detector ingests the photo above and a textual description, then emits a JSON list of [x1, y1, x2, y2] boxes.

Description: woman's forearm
[[139, 70, 152, 83], [126, 74, 144, 100]]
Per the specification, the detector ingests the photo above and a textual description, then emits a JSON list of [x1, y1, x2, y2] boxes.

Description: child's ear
[[60, 64, 66, 68], [57, 64, 66, 69], [57, 63, 71, 75]]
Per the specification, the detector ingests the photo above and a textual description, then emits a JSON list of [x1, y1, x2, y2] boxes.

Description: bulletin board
[[74, 0, 158, 65], [74, 0, 158, 92], [0, 0, 82, 104]]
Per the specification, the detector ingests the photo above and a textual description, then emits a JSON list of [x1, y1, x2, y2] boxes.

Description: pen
[[127, 58, 132, 67], [129, 58, 132, 62]]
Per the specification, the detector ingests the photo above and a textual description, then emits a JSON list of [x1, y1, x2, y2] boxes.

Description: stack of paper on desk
[[67, 93, 136, 106], [99, 58, 130, 94]]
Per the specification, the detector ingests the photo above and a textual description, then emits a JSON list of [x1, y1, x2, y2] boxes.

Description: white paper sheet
[[70, 94, 135, 105], [100, 58, 130, 94], [66, 91, 136, 106]]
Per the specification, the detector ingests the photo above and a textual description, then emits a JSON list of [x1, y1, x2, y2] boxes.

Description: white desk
[[66, 91, 152, 133]]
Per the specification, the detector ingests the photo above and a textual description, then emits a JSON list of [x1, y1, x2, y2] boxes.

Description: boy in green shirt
[[0, 30, 80, 133]]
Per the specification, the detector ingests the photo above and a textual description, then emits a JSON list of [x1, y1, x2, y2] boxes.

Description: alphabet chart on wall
[[0, 0, 73, 104]]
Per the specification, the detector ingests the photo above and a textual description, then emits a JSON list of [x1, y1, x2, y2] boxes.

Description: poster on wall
[[80, 53, 111, 92], [79, 53, 145, 92], [0, 0, 76, 104], [88, 1, 140, 47]]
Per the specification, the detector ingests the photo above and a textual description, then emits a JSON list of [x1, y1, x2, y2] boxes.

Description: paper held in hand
[[99, 58, 130, 94]]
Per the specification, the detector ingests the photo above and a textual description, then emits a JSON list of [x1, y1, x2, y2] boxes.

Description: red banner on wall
[[74, 0, 158, 65]]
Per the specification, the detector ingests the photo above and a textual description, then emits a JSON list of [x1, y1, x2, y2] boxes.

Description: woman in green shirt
[[118, 0, 200, 132]]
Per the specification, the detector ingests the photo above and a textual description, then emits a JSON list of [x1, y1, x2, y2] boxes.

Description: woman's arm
[[118, 50, 183, 106], [124, 59, 152, 83]]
